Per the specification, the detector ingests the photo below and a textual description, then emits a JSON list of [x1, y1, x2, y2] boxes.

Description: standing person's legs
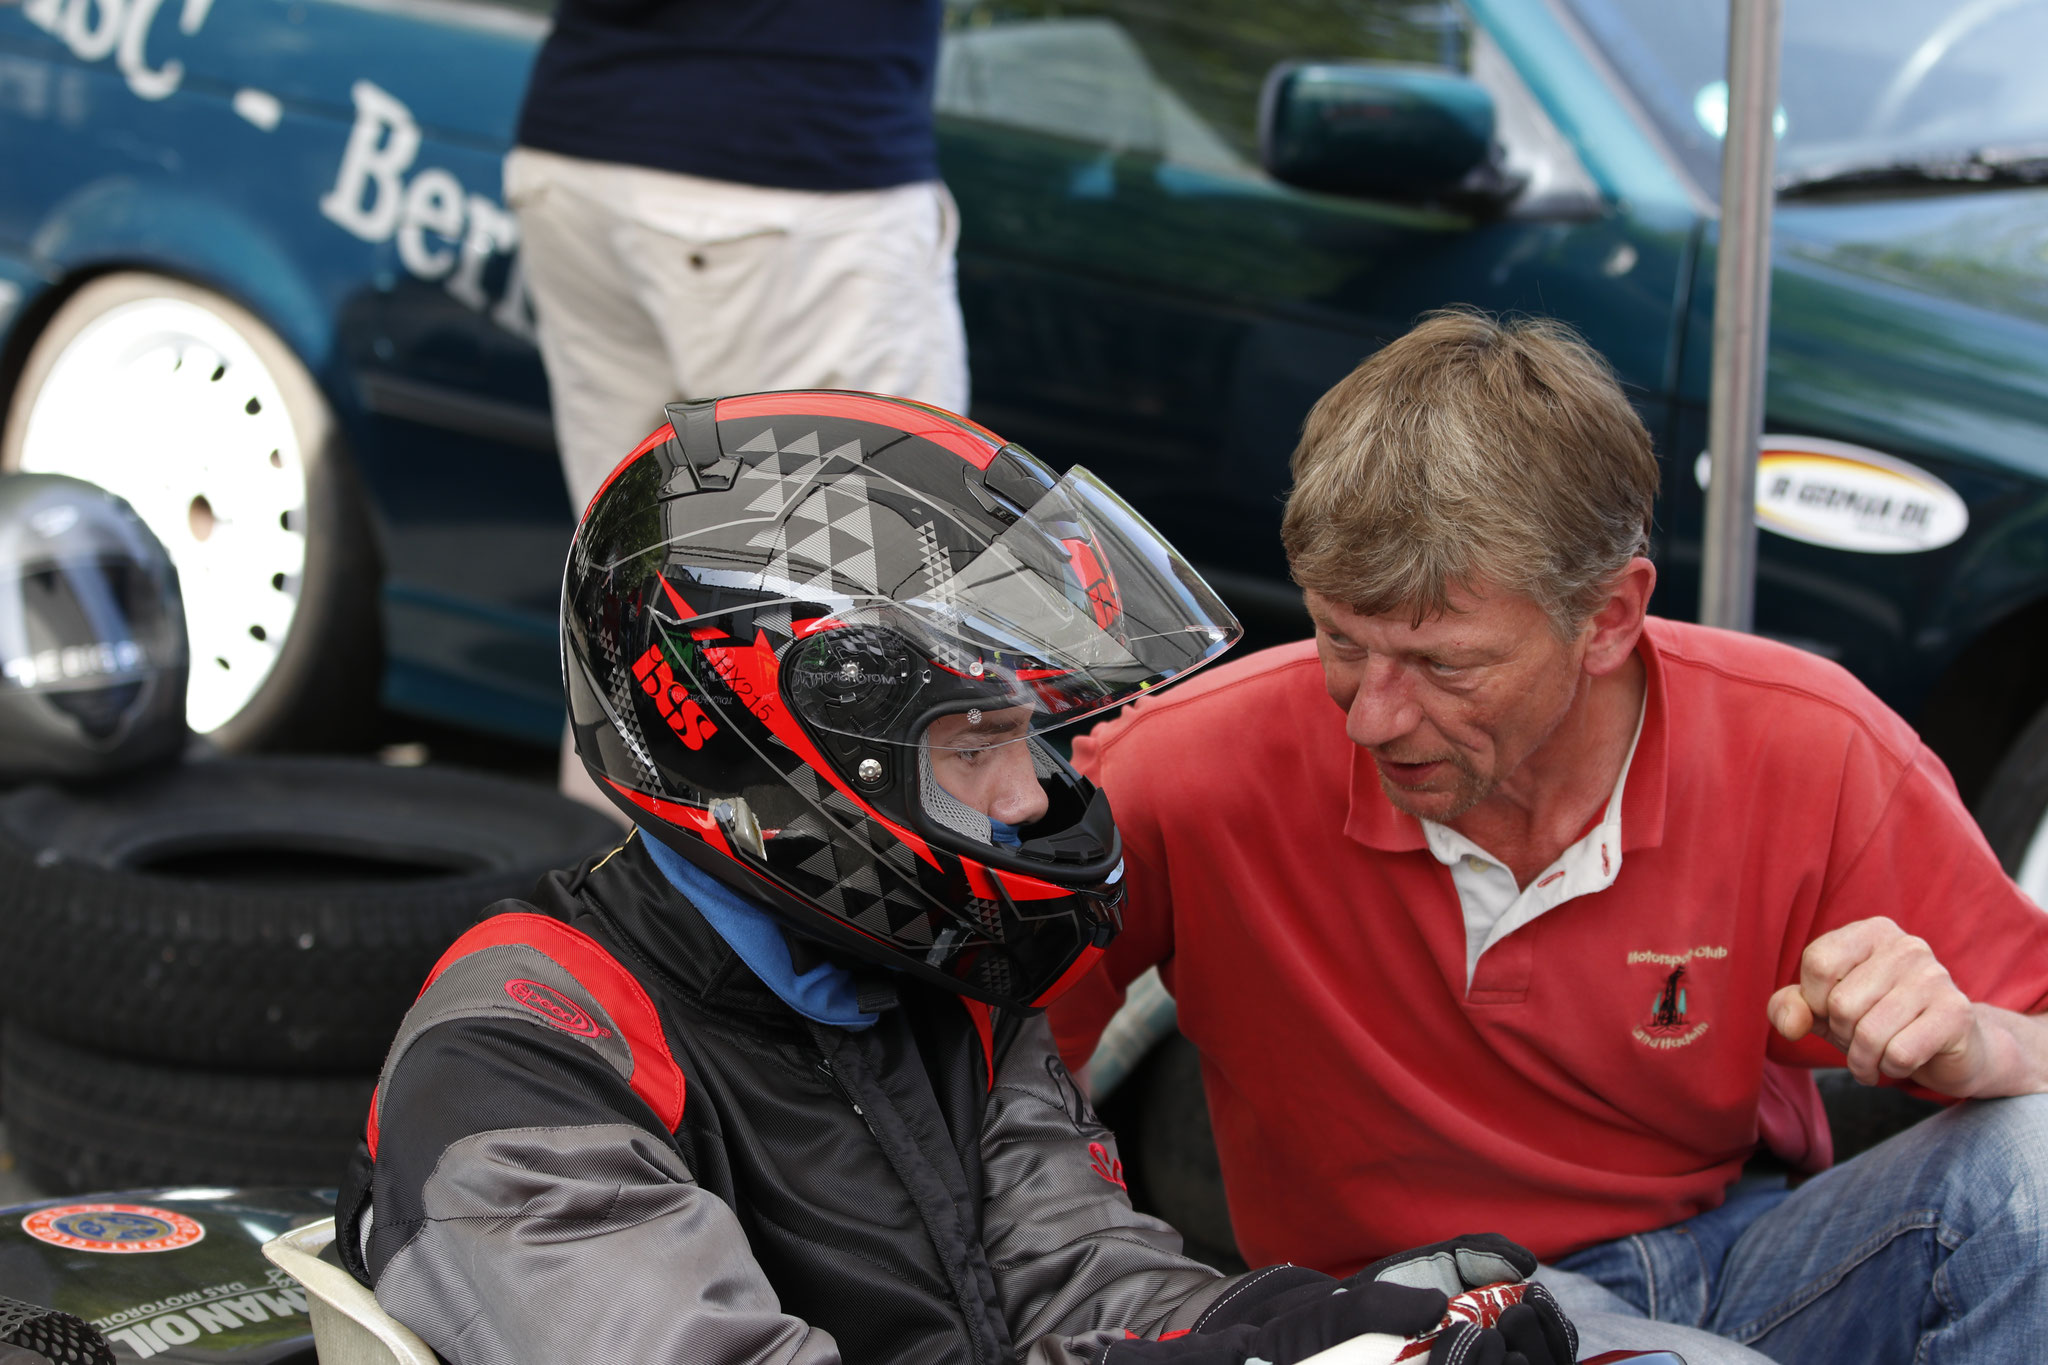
[[1555, 1095, 2048, 1364], [516, 151, 969, 487], [506, 147, 689, 818], [639, 178, 969, 415], [504, 147, 684, 515]]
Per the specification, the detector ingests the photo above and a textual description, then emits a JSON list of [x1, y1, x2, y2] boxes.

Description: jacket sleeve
[[358, 940, 841, 1365], [980, 1015, 1246, 1362]]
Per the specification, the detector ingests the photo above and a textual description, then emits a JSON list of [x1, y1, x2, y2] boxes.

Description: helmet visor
[[0, 554, 183, 694], [785, 467, 1241, 748]]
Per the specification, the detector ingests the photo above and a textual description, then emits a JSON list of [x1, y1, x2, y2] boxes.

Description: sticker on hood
[[1693, 437, 1968, 554], [22, 1204, 205, 1253]]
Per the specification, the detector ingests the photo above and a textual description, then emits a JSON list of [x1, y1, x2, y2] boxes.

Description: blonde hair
[[1282, 309, 1659, 637]]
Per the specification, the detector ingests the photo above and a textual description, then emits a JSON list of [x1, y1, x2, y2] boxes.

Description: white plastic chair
[[260, 1217, 439, 1365]]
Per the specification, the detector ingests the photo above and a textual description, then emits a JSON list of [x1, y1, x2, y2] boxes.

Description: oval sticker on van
[[1693, 437, 1968, 554]]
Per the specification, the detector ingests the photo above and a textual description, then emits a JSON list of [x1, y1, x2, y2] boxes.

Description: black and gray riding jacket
[[336, 839, 1244, 1365]]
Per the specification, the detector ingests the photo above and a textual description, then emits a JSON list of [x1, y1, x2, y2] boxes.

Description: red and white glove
[[1345, 1235, 1577, 1365], [1097, 1235, 1575, 1365]]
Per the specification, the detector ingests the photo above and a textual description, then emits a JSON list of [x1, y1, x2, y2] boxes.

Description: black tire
[[0, 756, 622, 1071], [2, 272, 381, 751], [1976, 699, 2048, 900], [1, 1023, 373, 1193]]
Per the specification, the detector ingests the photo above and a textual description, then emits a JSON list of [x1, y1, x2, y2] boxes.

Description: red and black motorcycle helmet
[[563, 392, 1240, 1011]]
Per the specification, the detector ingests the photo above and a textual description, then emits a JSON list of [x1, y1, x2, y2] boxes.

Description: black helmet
[[0, 473, 188, 782], [564, 392, 1240, 1010]]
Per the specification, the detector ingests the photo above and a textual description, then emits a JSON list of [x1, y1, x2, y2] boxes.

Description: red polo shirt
[[1051, 618, 2048, 1268]]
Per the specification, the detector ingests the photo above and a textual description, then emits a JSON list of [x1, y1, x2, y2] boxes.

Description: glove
[[1098, 1235, 1575, 1365], [1351, 1234, 1577, 1365], [1097, 1264, 1449, 1365]]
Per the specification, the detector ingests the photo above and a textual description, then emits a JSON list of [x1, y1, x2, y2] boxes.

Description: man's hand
[[1769, 916, 2007, 1095]]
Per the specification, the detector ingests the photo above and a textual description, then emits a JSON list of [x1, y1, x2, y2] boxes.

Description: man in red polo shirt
[[1051, 310, 2048, 1364]]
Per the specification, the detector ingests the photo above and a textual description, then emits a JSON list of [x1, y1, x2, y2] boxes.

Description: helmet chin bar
[[1013, 782, 1122, 876], [616, 792, 1101, 1015]]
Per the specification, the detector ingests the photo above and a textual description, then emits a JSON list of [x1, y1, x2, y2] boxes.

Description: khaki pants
[[505, 145, 971, 513]]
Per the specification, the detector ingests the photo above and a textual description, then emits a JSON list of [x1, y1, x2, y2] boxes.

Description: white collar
[[1422, 699, 1647, 987]]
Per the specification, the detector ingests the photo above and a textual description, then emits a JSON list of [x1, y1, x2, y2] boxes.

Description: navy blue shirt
[[516, 0, 942, 192]]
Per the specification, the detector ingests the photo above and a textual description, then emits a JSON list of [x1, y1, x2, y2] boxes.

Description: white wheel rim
[[17, 297, 309, 735], [2017, 806, 2048, 908]]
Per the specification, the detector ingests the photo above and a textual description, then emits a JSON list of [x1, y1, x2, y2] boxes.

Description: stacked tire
[[0, 756, 622, 1193]]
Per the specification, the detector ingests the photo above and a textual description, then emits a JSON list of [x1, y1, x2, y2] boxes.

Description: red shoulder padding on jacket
[[369, 913, 687, 1157]]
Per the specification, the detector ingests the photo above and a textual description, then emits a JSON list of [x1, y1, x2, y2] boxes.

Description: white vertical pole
[[1700, 0, 1783, 633]]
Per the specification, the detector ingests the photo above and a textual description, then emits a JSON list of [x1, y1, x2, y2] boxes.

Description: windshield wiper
[[1779, 144, 2048, 198]]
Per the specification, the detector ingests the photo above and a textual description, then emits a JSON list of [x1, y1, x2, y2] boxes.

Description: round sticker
[[22, 1204, 206, 1254]]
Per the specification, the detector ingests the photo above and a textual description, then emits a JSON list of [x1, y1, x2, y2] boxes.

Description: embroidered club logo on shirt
[[1627, 946, 1726, 1050], [22, 1204, 205, 1253]]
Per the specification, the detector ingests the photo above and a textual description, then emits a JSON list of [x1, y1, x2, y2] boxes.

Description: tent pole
[[1699, 0, 1782, 633]]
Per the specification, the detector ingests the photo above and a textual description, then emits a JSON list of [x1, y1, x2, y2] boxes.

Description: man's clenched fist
[[1769, 916, 1998, 1095]]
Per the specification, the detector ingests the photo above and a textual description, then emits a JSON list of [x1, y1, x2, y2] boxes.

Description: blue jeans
[[1548, 1094, 2048, 1364]]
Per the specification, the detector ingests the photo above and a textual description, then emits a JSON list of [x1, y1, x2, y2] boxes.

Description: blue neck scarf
[[640, 834, 878, 1030]]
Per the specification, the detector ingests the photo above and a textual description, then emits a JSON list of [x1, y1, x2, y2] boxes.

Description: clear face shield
[[602, 465, 1239, 868], [781, 466, 1242, 753]]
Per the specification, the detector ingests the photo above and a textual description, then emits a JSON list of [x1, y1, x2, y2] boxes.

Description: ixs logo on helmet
[[504, 979, 612, 1039], [632, 645, 719, 750]]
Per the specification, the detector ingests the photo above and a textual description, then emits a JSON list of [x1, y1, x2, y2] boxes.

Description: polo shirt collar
[[1342, 621, 1672, 854], [1621, 620, 1670, 851]]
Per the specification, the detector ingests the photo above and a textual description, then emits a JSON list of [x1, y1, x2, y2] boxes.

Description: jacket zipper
[[813, 1033, 989, 1365]]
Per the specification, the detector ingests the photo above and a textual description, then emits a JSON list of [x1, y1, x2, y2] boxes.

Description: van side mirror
[[1259, 62, 1500, 201]]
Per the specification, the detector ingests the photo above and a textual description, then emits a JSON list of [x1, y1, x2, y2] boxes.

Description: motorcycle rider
[[335, 393, 1578, 1365]]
